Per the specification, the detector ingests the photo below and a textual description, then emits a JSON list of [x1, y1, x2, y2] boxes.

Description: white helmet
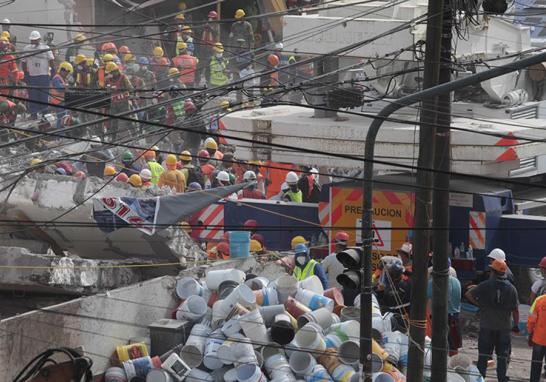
[[2, 18, 10, 24], [140, 168, 152, 181], [286, 171, 298, 184], [29, 30, 41, 40], [217, 170, 230, 183], [243, 170, 257, 181], [487, 248, 506, 261]]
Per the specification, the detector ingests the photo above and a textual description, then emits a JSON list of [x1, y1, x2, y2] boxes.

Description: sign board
[[449, 192, 473, 208]]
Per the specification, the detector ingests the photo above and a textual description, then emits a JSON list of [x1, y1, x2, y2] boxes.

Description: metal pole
[[430, 3, 453, 381], [362, 35, 546, 382]]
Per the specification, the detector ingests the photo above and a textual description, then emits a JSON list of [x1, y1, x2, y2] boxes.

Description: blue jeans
[[477, 328, 511, 382], [27, 74, 50, 115]]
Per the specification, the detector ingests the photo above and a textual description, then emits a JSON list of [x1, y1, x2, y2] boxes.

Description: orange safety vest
[[173, 54, 198, 84], [529, 294, 546, 346], [108, 74, 130, 103], [49, 74, 65, 105], [97, 66, 105, 88]]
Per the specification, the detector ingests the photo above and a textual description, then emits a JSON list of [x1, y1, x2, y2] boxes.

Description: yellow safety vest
[[284, 189, 303, 203], [294, 259, 317, 281], [209, 57, 228, 86], [148, 161, 164, 185]]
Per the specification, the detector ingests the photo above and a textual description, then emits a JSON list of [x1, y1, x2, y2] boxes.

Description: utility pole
[[430, 2, 453, 381], [406, 0, 444, 381]]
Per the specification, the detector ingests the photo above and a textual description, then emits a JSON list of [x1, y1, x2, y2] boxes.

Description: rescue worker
[[0, 36, 16, 98], [158, 154, 186, 193], [184, 100, 207, 154], [73, 54, 95, 89], [465, 259, 519, 382], [238, 171, 265, 199], [528, 289, 546, 382], [120, 151, 140, 177], [210, 241, 230, 260], [103, 165, 116, 180], [487, 248, 515, 285], [198, 150, 215, 189], [140, 169, 153, 188], [214, 170, 233, 188], [199, 10, 220, 75], [105, 62, 133, 142], [143, 150, 164, 185], [321, 231, 349, 289], [266, 53, 280, 88], [531, 257, 546, 304], [230, 9, 254, 51], [397, 242, 413, 276], [0, 99, 18, 142], [283, 171, 303, 202], [22, 31, 55, 119], [65, 33, 87, 64], [136, 57, 156, 89], [204, 137, 223, 160], [172, 42, 198, 88], [291, 235, 308, 250], [298, 167, 321, 203], [293, 243, 328, 290], [207, 43, 230, 88], [180, 150, 203, 187], [50, 61, 73, 122], [128, 174, 143, 188], [150, 46, 170, 77], [377, 262, 411, 328], [169, 13, 187, 57], [101, 42, 121, 65], [178, 26, 194, 56]]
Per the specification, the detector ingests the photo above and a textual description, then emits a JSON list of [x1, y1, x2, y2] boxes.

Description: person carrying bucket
[[293, 243, 328, 290]]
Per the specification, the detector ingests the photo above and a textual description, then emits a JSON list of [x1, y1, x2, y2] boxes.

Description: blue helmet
[[55, 167, 67, 175], [294, 243, 308, 255], [138, 56, 149, 65], [188, 182, 202, 191]]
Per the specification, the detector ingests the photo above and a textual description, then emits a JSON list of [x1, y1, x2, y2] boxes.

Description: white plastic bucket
[[338, 341, 359, 366], [289, 351, 316, 377], [234, 337, 258, 365], [180, 323, 212, 367], [328, 320, 360, 342], [325, 332, 344, 349], [340, 307, 360, 322], [224, 368, 238, 382], [294, 323, 326, 352], [237, 363, 266, 382], [203, 329, 226, 370], [222, 315, 243, 337], [331, 364, 356, 382], [246, 277, 270, 290], [186, 369, 214, 382], [212, 299, 231, 326], [177, 295, 208, 322], [206, 269, 245, 290], [298, 275, 324, 295], [447, 372, 466, 382], [295, 289, 334, 312], [271, 313, 296, 345], [276, 275, 299, 303], [176, 277, 204, 300], [297, 307, 333, 330], [217, 333, 244, 365], [371, 372, 395, 382], [223, 284, 256, 310], [105, 367, 127, 382], [146, 369, 174, 382], [307, 364, 333, 382], [240, 308, 269, 345], [260, 304, 287, 325]]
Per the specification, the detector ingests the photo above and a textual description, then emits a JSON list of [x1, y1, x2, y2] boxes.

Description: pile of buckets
[[104, 269, 482, 382]]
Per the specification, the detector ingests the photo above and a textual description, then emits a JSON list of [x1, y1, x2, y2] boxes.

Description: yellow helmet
[[205, 138, 218, 150], [59, 61, 73, 73], [0, 36, 8, 43], [250, 239, 263, 252], [168, 67, 180, 77], [175, 13, 185, 21], [86, 57, 95, 66], [213, 42, 224, 53], [181, 25, 192, 33], [176, 41, 188, 51], [1, 31, 10, 40], [235, 9, 245, 19], [103, 165, 116, 176], [128, 174, 143, 187], [220, 100, 230, 109], [179, 221, 191, 233], [179, 150, 192, 161], [178, 1, 186, 10], [102, 53, 114, 62], [291, 235, 308, 249], [75, 54, 87, 65], [123, 53, 135, 63], [105, 62, 118, 73], [153, 46, 164, 58], [30, 158, 43, 166], [74, 33, 86, 43], [166, 154, 178, 166]]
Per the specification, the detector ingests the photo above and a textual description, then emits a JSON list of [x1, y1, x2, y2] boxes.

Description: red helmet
[[540, 256, 546, 268], [244, 219, 258, 230], [217, 241, 230, 257], [267, 54, 279, 66], [158, 57, 170, 66], [184, 100, 196, 112], [208, 10, 218, 19], [115, 173, 129, 182], [198, 149, 210, 160], [101, 42, 117, 53], [118, 45, 130, 54], [74, 171, 86, 179], [335, 231, 350, 243]]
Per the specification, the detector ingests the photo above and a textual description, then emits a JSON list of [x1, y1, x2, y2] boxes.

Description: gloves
[[529, 334, 534, 347]]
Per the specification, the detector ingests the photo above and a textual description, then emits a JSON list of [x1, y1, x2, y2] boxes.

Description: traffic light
[[482, 0, 507, 14], [336, 247, 363, 289]]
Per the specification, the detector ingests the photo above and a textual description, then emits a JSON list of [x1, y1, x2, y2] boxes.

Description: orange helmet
[[158, 57, 170, 66], [101, 42, 117, 53], [267, 54, 279, 66], [143, 150, 156, 160], [118, 45, 130, 55], [115, 173, 129, 183]]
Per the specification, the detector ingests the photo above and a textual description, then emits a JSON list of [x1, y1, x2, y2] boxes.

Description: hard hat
[[122, 151, 134, 162], [244, 219, 258, 230], [335, 231, 350, 243], [59, 61, 73, 73], [487, 248, 506, 261], [118, 45, 130, 54], [74, 33, 86, 43], [540, 256, 546, 268], [250, 240, 262, 252], [153, 46, 164, 57], [140, 168, 152, 181], [217, 171, 230, 183], [55, 167, 67, 175], [181, 25, 192, 33], [1, 31, 10, 40], [178, 1, 186, 10], [101, 42, 117, 53], [490, 259, 507, 274], [90, 135, 101, 144], [0, 36, 8, 43], [235, 9, 246, 19], [251, 233, 265, 247], [217, 242, 230, 256], [184, 99, 196, 112], [75, 54, 87, 65], [285, 171, 298, 184], [138, 56, 149, 65], [74, 171, 86, 179], [275, 42, 284, 50], [198, 149, 210, 160], [123, 53, 135, 63], [166, 154, 178, 166], [102, 53, 114, 62], [291, 236, 307, 249], [188, 182, 202, 191], [175, 13, 185, 21], [180, 150, 192, 162], [398, 242, 412, 256], [243, 171, 257, 181], [30, 158, 43, 166], [213, 42, 224, 53], [208, 10, 218, 19], [158, 57, 169, 66], [220, 100, 230, 109], [143, 150, 156, 160], [86, 57, 94, 66], [205, 138, 218, 150], [179, 221, 191, 233], [177, 41, 188, 51], [15, 70, 24, 81], [267, 54, 280, 66], [103, 166, 116, 176], [129, 174, 143, 187], [29, 30, 41, 40], [2, 18, 9, 24], [388, 262, 405, 279], [294, 243, 308, 254], [105, 62, 118, 73], [168, 67, 180, 77], [115, 173, 129, 183]]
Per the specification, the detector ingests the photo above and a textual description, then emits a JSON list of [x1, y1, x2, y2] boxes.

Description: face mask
[[139, 65, 147, 71], [290, 185, 298, 192], [296, 256, 306, 266], [215, 53, 223, 59]]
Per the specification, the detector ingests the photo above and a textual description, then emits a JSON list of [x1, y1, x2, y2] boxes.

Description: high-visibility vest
[[284, 189, 303, 203], [97, 66, 105, 88], [75, 69, 91, 88], [147, 161, 164, 185], [108, 75, 130, 103], [294, 259, 317, 281], [49, 74, 65, 105], [173, 54, 198, 84], [209, 57, 228, 86]]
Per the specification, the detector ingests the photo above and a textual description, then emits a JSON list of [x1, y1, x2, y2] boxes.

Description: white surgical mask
[[296, 256, 306, 266], [215, 53, 223, 59]]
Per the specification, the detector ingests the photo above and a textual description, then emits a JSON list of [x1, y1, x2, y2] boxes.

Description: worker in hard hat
[[184, 99, 207, 154], [199, 10, 220, 76], [238, 171, 265, 199], [293, 243, 328, 289], [22, 31, 55, 119], [150, 46, 170, 76], [321, 231, 349, 289], [73, 54, 95, 90], [0, 99, 19, 142], [115, 172, 129, 183], [1, 19, 13, 46], [297, 167, 321, 203], [198, 150, 215, 189], [143, 149, 164, 185], [230, 9, 254, 51], [172, 41, 198, 88], [65, 33, 87, 64], [136, 56, 156, 91], [105, 62, 134, 142], [0, 36, 16, 99], [204, 137, 223, 160], [158, 154, 186, 193], [119, 151, 140, 177], [179, 150, 203, 188], [209, 241, 230, 261], [49, 61, 73, 124], [207, 43, 230, 88], [178, 26, 194, 56], [283, 171, 303, 203]]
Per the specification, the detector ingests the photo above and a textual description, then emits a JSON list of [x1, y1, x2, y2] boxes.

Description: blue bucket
[[229, 231, 251, 258]]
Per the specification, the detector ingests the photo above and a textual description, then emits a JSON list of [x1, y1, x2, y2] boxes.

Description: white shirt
[[23, 43, 54, 76], [532, 279, 546, 296], [322, 252, 345, 289]]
